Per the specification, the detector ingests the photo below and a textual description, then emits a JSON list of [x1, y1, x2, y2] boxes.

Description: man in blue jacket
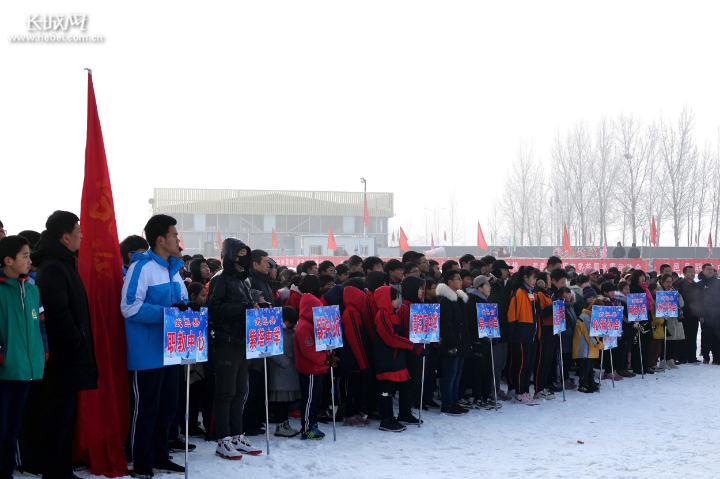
[[122, 215, 199, 478]]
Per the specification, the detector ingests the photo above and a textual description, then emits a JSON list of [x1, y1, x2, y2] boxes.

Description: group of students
[[1, 213, 719, 479]]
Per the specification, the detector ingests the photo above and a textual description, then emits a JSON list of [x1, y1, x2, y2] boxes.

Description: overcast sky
[[2, 1, 718, 247]]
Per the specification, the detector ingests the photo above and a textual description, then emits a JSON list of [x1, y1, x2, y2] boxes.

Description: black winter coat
[[675, 277, 703, 320], [488, 279, 512, 342], [248, 269, 278, 307], [31, 233, 98, 392], [208, 238, 257, 348], [436, 283, 471, 357]]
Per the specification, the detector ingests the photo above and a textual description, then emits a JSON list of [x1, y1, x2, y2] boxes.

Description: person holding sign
[[466, 275, 501, 409], [121, 215, 195, 477], [658, 274, 684, 370], [573, 299, 605, 393], [373, 286, 419, 431], [507, 267, 541, 405], [267, 307, 302, 438], [295, 294, 338, 440], [398, 276, 430, 416]]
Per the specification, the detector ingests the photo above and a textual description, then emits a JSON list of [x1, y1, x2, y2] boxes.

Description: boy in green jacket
[[0, 235, 48, 478]]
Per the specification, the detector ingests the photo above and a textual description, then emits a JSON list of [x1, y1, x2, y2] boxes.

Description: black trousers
[[378, 379, 411, 420], [576, 358, 594, 387], [16, 380, 43, 474], [129, 365, 180, 473], [214, 347, 249, 439], [40, 380, 77, 478], [510, 342, 537, 395], [0, 380, 30, 479], [471, 344, 494, 400], [534, 338, 557, 393], [299, 373, 324, 433], [270, 401, 289, 423], [683, 318, 699, 361], [604, 337, 629, 372], [700, 321, 720, 362], [342, 372, 363, 417], [422, 347, 440, 405]]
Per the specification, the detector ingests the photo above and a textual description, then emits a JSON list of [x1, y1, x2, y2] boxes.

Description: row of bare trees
[[500, 106, 720, 247]]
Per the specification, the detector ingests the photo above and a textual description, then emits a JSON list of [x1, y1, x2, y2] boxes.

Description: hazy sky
[[2, 1, 718, 247]]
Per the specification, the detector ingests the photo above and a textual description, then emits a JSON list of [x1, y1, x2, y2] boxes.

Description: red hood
[[375, 285, 394, 313], [343, 286, 366, 311], [299, 293, 323, 324]]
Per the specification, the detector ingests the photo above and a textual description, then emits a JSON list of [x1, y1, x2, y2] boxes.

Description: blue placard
[[602, 336, 617, 350], [163, 307, 208, 365], [553, 300, 566, 335], [589, 306, 623, 337], [246, 307, 284, 359], [312, 305, 343, 351], [409, 303, 440, 343], [655, 290, 679, 318], [477, 303, 500, 339], [627, 293, 648, 322]]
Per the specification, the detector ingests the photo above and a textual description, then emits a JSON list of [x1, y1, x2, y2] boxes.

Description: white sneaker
[[216, 437, 243, 460], [667, 359, 680, 369], [275, 420, 301, 437], [533, 389, 556, 400], [515, 393, 540, 406], [232, 434, 262, 455]]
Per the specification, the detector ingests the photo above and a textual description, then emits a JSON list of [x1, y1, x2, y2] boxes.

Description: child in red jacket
[[373, 286, 419, 432], [294, 293, 338, 440]]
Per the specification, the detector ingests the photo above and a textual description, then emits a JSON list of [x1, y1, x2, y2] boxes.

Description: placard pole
[[184, 363, 190, 479], [490, 340, 498, 411], [419, 343, 426, 427], [638, 331, 645, 378], [609, 347, 615, 388], [330, 351, 337, 441], [663, 325, 667, 373], [263, 357, 270, 454], [558, 335, 566, 402], [598, 349, 603, 393]]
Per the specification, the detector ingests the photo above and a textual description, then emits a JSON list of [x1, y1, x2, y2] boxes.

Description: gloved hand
[[662, 319, 668, 326], [187, 301, 202, 312], [171, 302, 189, 312], [447, 348, 458, 356], [413, 344, 424, 356], [45, 353, 49, 362], [326, 356, 340, 368]]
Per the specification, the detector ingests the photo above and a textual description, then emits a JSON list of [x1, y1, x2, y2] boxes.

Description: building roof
[[153, 188, 394, 217]]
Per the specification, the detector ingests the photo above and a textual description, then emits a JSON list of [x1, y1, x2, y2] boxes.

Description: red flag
[[328, 226, 337, 251], [216, 231, 222, 251], [602, 241, 607, 260], [651, 215, 657, 248], [76, 71, 130, 477], [444, 230, 447, 242], [696, 231, 698, 246], [709, 233, 713, 254], [431, 234, 435, 250], [392, 231, 395, 243], [562, 223, 572, 253], [399, 227, 409, 252], [178, 232, 184, 250], [477, 221, 488, 250], [589, 231, 592, 244], [272, 228, 278, 248], [363, 193, 370, 229]]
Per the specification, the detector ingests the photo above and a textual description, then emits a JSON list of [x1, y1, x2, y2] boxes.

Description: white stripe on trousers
[[131, 371, 139, 461], [304, 375, 314, 432]]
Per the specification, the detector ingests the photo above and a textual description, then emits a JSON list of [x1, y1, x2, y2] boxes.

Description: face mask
[[235, 254, 251, 270]]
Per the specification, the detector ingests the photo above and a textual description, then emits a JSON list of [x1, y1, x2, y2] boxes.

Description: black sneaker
[[548, 383, 564, 393], [578, 384, 593, 394], [424, 399, 441, 409], [153, 458, 185, 474], [379, 418, 406, 432], [168, 438, 196, 453], [366, 410, 383, 421], [452, 403, 469, 414], [243, 424, 266, 436], [440, 406, 463, 416], [397, 414, 422, 425], [131, 471, 154, 479], [317, 409, 333, 424]]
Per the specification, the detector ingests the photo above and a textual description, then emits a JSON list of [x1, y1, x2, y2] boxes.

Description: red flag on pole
[[272, 228, 278, 248], [431, 234, 435, 250], [562, 223, 572, 253], [363, 193, 370, 229], [76, 70, 130, 477], [602, 241, 607, 260], [651, 215, 657, 248], [477, 222, 488, 250], [178, 232, 184, 250], [392, 230, 395, 243], [216, 231, 222, 252], [327, 226, 337, 251], [399, 227, 409, 252], [589, 231, 592, 244], [443, 230, 447, 242], [709, 233, 713, 254]]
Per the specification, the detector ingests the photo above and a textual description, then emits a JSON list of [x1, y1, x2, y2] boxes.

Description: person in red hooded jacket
[[294, 293, 338, 440], [373, 286, 420, 432], [397, 276, 427, 411]]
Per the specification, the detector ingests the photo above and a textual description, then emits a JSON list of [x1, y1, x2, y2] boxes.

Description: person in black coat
[[31, 211, 98, 479], [696, 263, 720, 364], [675, 265, 702, 363], [436, 269, 470, 415], [612, 242, 626, 259], [247, 249, 278, 307], [627, 243, 641, 259]]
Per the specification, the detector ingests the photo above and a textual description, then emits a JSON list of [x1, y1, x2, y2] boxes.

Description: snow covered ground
[[64, 362, 720, 479]]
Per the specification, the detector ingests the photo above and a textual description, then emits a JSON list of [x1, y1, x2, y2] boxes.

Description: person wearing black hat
[[397, 276, 427, 422], [488, 260, 514, 401]]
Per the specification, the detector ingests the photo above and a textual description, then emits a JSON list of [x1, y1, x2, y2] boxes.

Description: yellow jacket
[[573, 308, 604, 359]]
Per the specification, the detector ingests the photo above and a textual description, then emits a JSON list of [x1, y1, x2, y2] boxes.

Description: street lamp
[[360, 178, 367, 239]]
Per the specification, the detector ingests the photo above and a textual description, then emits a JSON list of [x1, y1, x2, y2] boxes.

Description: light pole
[[360, 177, 367, 254]]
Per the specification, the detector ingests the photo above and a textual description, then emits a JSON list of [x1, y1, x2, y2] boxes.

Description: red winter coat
[[373, 286, 414, 380], [294, 293, 330, 375], [363, 290, 378, 342], [287, 288, 302, 312], [340, 286, 371, 372]]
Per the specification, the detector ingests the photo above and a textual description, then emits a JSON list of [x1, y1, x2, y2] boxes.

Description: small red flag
[[272, 228, 278, 248], [399, 227, 409, 252], [444, 231, 447, 242], [477, 222, 488, 250], [563, 223, 572, 253], [178, 232, 185, 250], [363, 193, 370, 229], [216, 231, 222, 252], [76, 70, 130, 477], [709, 233, 713, 254], [392, 231, 395, 243], [328, 226, 337, 251], [651, 215, 657, 248], [431, 234, 435, 250]]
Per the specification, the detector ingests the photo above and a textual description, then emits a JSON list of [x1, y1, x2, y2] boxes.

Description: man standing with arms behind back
[[675, 265, 702, 364], [32, 211, 98, 479], [696, 263, 720, 365]]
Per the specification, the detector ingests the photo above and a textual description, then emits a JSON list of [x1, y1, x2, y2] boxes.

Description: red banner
[[652, 259, 720, 273]]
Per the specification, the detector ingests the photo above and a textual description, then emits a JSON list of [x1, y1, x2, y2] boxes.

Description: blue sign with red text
[[163, 307, 208, 365], [246, 307, 284, 359]]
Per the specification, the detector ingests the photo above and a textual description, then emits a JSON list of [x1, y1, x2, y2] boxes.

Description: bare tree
[[501, 141, 543, 246], [592, 117, 619, 246], [658, 106, 698, 246], [691, 142, 713, 246], [446, 189, 465, 246]]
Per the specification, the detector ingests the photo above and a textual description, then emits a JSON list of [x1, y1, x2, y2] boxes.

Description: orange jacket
[[507, 285, 539, 343]]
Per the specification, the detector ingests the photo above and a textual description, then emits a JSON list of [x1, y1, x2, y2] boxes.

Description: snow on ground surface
[[69, 363, 719, 479]]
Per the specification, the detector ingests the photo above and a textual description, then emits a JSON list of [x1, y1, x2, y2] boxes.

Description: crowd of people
[[1, 214, 719, 479]]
